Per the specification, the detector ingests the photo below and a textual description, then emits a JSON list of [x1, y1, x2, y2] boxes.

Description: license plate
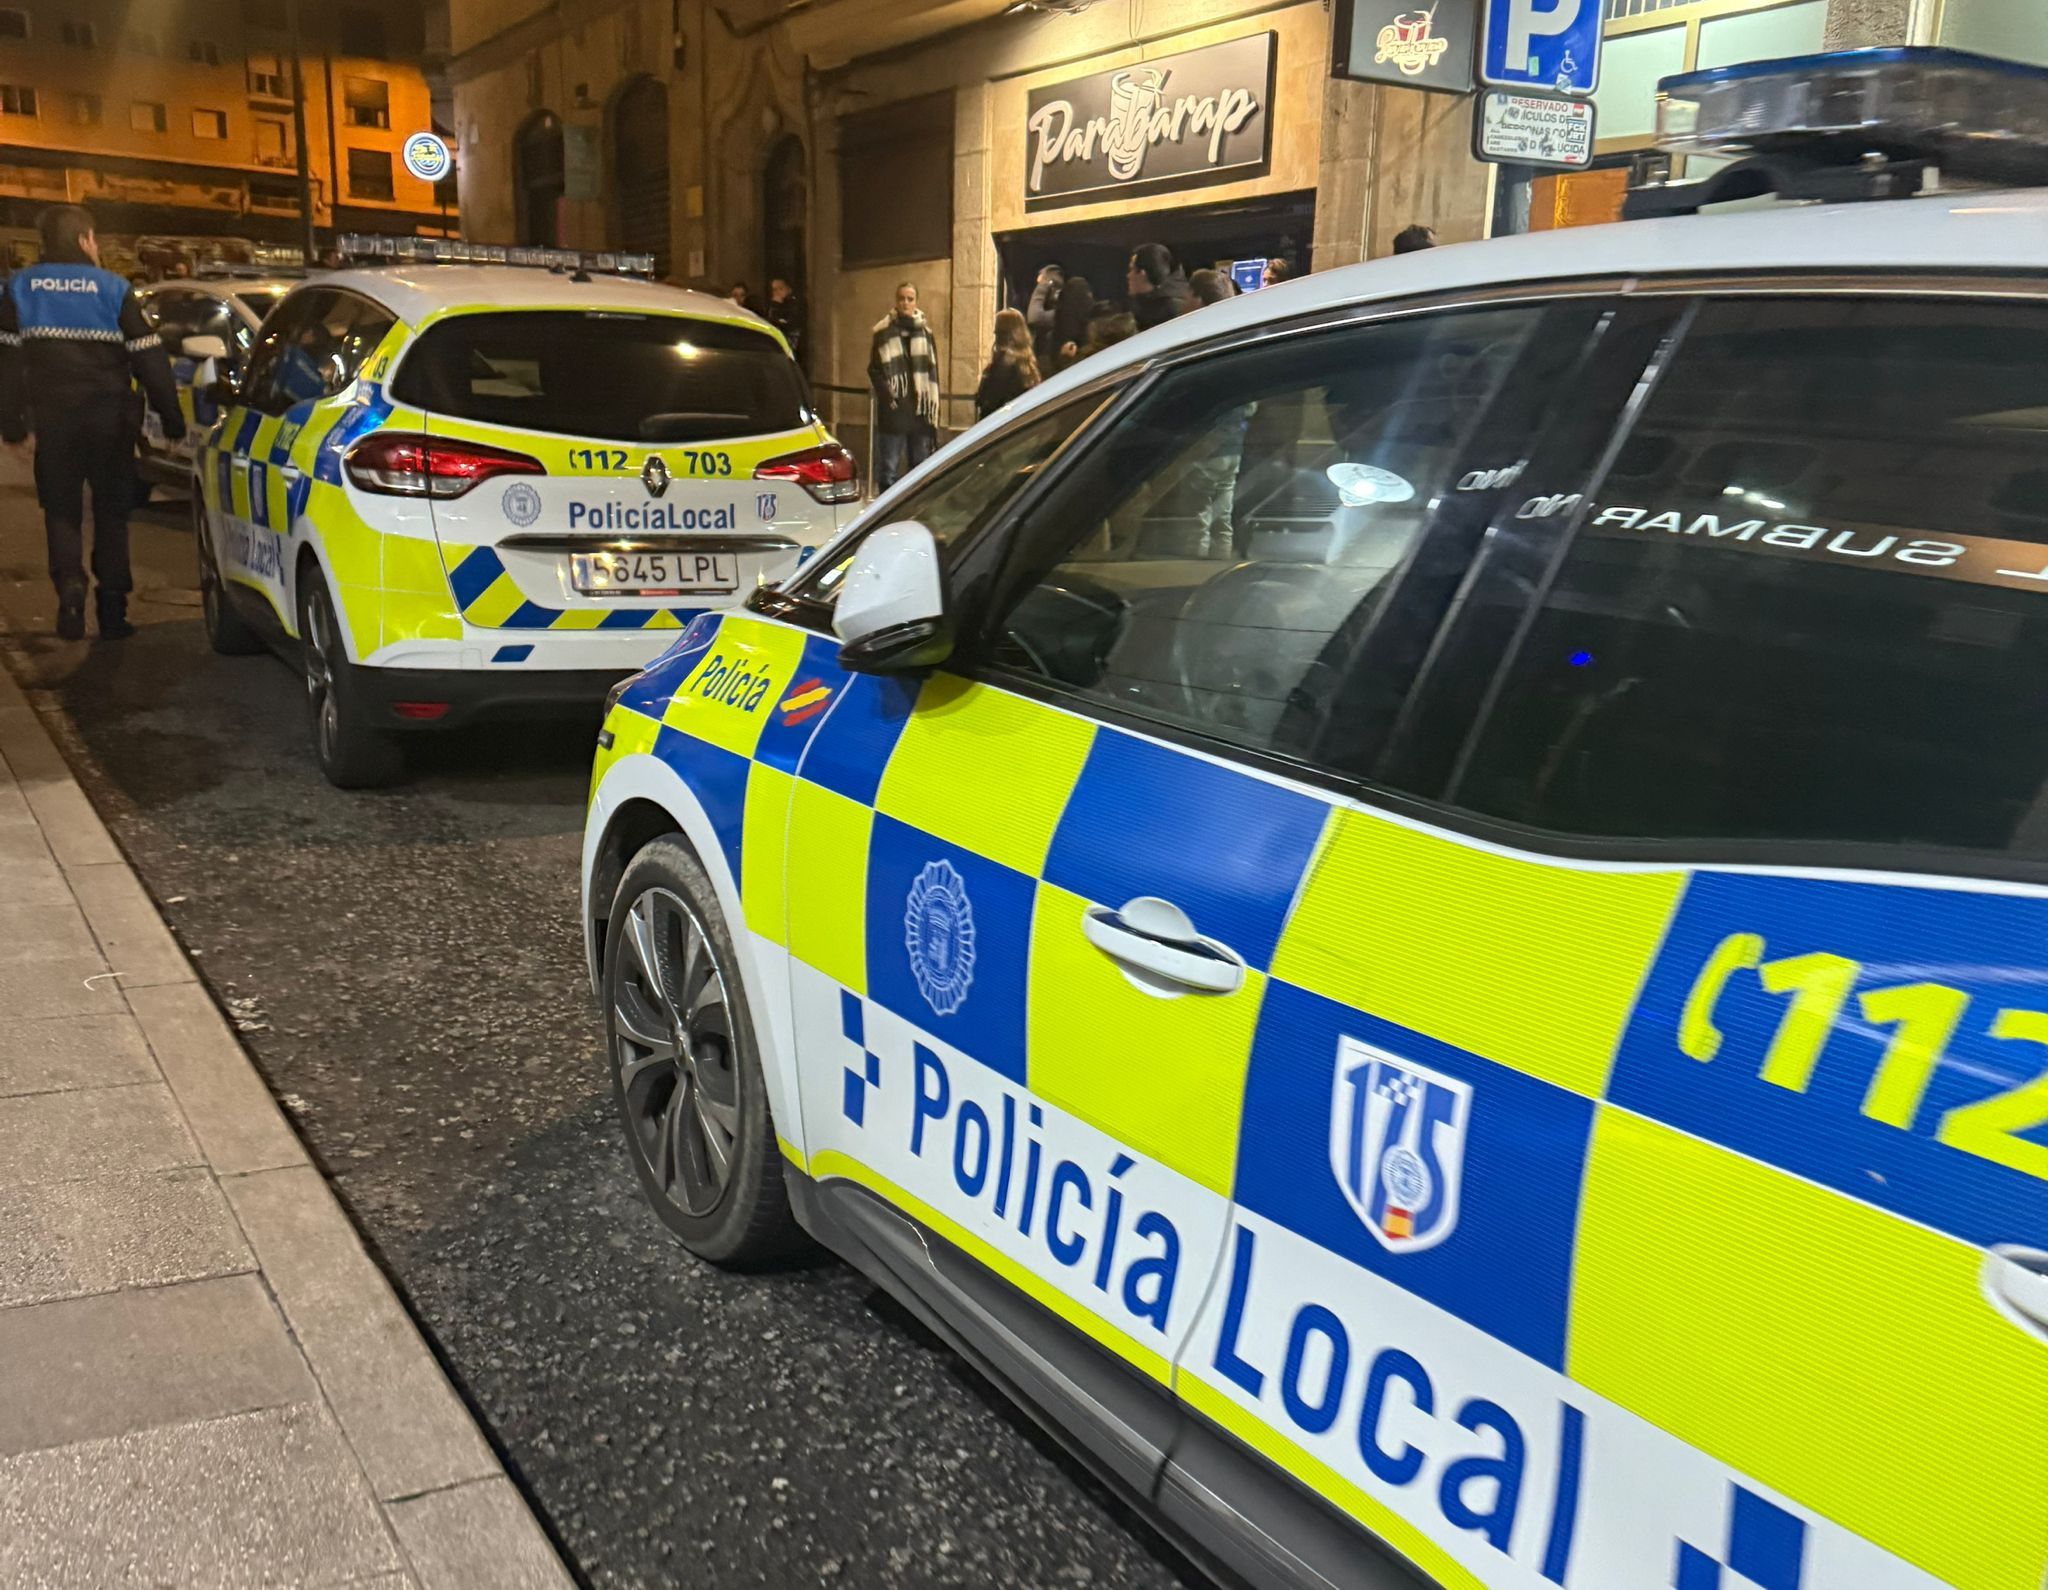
[[569, 551, 739, 596]]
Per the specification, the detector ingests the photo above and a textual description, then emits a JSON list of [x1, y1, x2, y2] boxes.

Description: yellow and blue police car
[[134, 272, 295, 487], [582, 51, 2048, 1590], [189, 237, 858, 787]]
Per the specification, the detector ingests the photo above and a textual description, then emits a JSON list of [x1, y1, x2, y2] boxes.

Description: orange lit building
[[0, 0, 452, 268]]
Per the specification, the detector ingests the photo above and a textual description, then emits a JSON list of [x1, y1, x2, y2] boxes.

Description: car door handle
[[231, 455, 251, 471], [1082, 897, 1245, 996], [1984, 1246, 2048, 1342], [281, 463, 303, 482]]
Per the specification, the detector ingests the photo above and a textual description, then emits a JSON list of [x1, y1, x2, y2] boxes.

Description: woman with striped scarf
[[868, 281, 942, 491]]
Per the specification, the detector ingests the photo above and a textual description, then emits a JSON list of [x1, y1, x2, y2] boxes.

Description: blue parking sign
[[1480, 0, 1600, 94]]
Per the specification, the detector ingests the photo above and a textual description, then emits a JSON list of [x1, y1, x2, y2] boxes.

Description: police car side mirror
[[832, 520, 953, 673]]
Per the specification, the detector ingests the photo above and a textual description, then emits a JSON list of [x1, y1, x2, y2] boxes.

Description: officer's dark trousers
[[32, 407, 134, 601]]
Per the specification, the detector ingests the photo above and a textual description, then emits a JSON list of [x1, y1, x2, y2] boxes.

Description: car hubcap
[[303, 597, 338, 759], [613, 887, 741, 1218]]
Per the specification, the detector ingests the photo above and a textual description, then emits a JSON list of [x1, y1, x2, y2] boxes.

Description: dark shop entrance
[[996, 190, 1316, 314]]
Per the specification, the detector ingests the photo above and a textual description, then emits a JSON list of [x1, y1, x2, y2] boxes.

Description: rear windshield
[[392, 310, 811, 443]]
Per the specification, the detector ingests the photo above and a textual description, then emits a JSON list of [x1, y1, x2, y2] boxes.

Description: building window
[[347, 147, 393, 200], [59, 18, 95, 47], [71, 93, 100, 124], [0, 84, 36, 117], [344, 76, 389, 129], [122, 28, 159, 54], [247, 174, 299, 212], [193, 108, 228, 139], [839, 93, 953, 268], [0, 11, 28, 40], [130, 100, 167, 133], [248, 53, 288, 97], [340, 9, 384, 57], [255, 117, 290, 165], [189, 39, 221, 66]]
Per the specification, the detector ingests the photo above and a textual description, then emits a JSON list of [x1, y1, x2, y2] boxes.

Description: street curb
[[0, 650, 577, 1590]]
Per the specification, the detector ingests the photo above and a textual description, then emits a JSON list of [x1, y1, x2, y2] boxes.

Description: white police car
[[134, 272, 295, 485], [584, 50, 2048, 1590], [190, 237, 857, 787]]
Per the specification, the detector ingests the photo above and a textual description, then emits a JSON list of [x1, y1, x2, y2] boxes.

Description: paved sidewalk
[[0, 657, 574, 1588]]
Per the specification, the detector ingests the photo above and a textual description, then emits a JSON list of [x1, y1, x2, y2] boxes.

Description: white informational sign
[[1474, 89, 1597, 168], [401, 131, 451, 183]]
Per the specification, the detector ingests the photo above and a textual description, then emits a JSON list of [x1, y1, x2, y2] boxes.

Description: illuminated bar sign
[[1024, 33, 1276, 209]]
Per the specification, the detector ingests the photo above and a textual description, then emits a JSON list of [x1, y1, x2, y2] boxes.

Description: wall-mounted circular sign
[[401, 131, 451, 183]]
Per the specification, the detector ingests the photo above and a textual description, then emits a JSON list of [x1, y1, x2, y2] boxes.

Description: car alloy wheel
[[302, 589, 341, 766], [612, 885, 743, 1218]]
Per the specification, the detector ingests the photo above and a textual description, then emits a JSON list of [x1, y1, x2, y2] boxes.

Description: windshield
[[392, 309, 813, 443], [234, 290, 282, 322]]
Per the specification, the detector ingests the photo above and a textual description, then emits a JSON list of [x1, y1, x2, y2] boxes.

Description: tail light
[[754, 441, 860, 505], [344, 431, 545, 499]]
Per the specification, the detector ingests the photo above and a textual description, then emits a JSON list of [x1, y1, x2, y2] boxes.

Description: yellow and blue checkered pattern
[[599, 610, 2048, 1590]]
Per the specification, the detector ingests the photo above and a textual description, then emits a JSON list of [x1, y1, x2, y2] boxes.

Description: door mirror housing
[[832, 520, 953, 672]]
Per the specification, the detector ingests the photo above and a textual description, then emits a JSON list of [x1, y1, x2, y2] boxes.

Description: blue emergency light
[[1626, 47, 2048, 218]]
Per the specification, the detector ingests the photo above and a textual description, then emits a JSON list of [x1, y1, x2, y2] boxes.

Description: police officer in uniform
[[0, 204, 184, 640]]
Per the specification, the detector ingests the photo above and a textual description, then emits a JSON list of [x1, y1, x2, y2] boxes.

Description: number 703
[[1678, 932, 2048, 1181]]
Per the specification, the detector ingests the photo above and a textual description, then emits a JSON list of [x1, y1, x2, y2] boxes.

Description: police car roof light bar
[[332, 234, 658, 278], [1628, 47, 2048, 218]]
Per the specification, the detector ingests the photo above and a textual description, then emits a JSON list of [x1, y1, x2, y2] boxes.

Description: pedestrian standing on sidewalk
[[1393, 224, 1437, 254], [868, 280, 941, 491], [1127, 243, 1193, 330], [0, 204, 183, 641], [1025, 263, 1063, 368], [1048, 274, 1094, 373], [974, 308, 1040, 421], [765, 276, 804, 367]]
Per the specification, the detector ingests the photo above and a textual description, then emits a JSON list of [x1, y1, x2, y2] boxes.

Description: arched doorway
[[514, 111, 564, 247], [610, 77, 670, 277], [761, 134, 806, 307]]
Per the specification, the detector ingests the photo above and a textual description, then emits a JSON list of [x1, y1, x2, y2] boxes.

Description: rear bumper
[[353, 663, 631, 731]]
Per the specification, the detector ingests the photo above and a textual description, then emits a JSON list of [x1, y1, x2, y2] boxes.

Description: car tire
[[603, 837, 807, 1269], [297, 572, 403, 789], [196, 496, 264, 657]]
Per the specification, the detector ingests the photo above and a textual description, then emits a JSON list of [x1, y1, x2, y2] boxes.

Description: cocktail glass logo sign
[[1025, 33, 1275, 207], [1376, 9, 1450, 76]]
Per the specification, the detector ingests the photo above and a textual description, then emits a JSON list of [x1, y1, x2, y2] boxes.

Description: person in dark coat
[[765, 276, 804, 367], [1024, 264, 1063, 369], [1126, 242, 1193, 331], [974, 308, 1040, 421], [0, 204, 183, 640], [1048, 275, 1095, 373]]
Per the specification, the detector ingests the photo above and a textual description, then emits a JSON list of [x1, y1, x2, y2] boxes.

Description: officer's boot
[[55, 585, 85, 642], [95, 590, 134, 641]]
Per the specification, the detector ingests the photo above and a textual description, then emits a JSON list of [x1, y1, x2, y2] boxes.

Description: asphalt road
[[0, 482, 1203, 1590]]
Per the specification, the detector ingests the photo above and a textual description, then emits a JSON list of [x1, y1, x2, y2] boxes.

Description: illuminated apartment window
[[0, 11, 28, 39], [72, 93, 100, 124], [189, 39, 222, 66], [59, 18, 95, 47], [255, 117, 290, 165], [193, 108, 228, 139], [131, 100, 167, 133], [0, 84, 36, 117], [347, 146, 393, 200]]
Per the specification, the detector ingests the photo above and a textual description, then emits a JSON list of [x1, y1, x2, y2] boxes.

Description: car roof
[[306, 265, 766, 332], [1005, 186, 2048, 427], [142, 276, 298, 302]]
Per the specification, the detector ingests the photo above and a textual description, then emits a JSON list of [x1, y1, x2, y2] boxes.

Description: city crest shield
[[1329, 1036, 1471, 1254]]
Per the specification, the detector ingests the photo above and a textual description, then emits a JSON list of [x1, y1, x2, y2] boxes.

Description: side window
[[240, 288, 333, 413], [802, 388, 1111, 603], [1445, 295, 2048, 859], [980, 304, 1554, 769], [142, 290, 196, 348], [243, 290, 394, 412]]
